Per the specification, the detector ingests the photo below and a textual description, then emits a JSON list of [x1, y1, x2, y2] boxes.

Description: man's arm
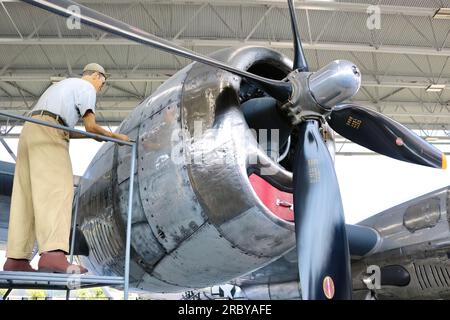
[[69, 131, 89, 139], [79, 110, 130, 142]]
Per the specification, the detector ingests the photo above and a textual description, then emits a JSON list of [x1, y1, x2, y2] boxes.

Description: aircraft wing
[[228, 185, 450, 300], [231, 224, 380, 299], [0, 161, 14, 250]]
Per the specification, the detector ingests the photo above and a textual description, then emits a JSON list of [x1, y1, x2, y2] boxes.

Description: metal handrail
[[0, 111, 136, 300], [0, 112, 134, 146]]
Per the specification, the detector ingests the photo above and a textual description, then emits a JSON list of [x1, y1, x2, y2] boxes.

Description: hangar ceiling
[[1, 0, 450, 144]]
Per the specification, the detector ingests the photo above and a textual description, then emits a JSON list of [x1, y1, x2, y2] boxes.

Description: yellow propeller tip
[[443, 153, 447, 170]]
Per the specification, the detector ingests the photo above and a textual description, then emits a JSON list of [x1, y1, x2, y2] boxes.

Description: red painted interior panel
[[248, 174, 294, 222]]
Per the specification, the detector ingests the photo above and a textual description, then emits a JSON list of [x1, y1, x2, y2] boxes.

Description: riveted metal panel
[[117, 177, 146, 224], [117, 123, 168, 270], [77, 143, 118, 277], [136, 273, 186, 293], [137, 67, 206, 252], [151, 222, 272, 289], [185, 105, 256, 225], [117, 176, 166, 267], [138, 105, 206, 252], [130, 222, 165, 268], [78, 144, 115, 196], [78, 144, 115, 222], [117, 102, 145, 133], [218, 206, 295, 257], [77, 131, 151, 278], [117, 128, 139, 184]]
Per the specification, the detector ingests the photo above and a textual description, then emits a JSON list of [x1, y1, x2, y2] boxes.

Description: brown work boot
[[38, 250, 88, 274], [3, 258, 36, 272]]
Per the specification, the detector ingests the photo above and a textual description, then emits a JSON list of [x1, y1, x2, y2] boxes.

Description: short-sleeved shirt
[[32, 78, 96, 128]]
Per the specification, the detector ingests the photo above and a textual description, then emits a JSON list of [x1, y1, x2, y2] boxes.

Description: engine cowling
[[76, 46, 298, 292]]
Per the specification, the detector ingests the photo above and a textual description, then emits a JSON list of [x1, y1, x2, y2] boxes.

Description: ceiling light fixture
[[433, 8, 450, 19], [426, 84, 446, 92]]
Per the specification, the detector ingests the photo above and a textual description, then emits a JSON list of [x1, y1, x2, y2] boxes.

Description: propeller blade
[[21, 0, 292, 101], [241, 97, 292, 150], [287, 0, 308, 72], [327, 104, 446, 169], [293, 120, 352, 300]]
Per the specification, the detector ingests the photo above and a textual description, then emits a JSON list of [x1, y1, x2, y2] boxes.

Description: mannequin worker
[[3, 63, 129, 273]]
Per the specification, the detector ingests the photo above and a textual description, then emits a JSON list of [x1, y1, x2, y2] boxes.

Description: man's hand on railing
[[112, 133, 131, 146], [70, 131, 90, 139], [81, 111, 131, 145]]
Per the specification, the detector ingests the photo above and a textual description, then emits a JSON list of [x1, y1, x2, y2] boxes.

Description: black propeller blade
[[293, 120, 352, 300], [241, 97, 292, 150], [285, 0, 352, 300], [287, 0, 308, 72], [21, 0, 292, 102], [327, 104, 447, 169]]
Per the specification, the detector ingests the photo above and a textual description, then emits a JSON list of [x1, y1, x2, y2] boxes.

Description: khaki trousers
[[6, 115, 73, 260]]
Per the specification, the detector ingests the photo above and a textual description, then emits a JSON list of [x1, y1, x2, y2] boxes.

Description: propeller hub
[[278, 60, 361, 126], [279, 70, 320, 125]]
